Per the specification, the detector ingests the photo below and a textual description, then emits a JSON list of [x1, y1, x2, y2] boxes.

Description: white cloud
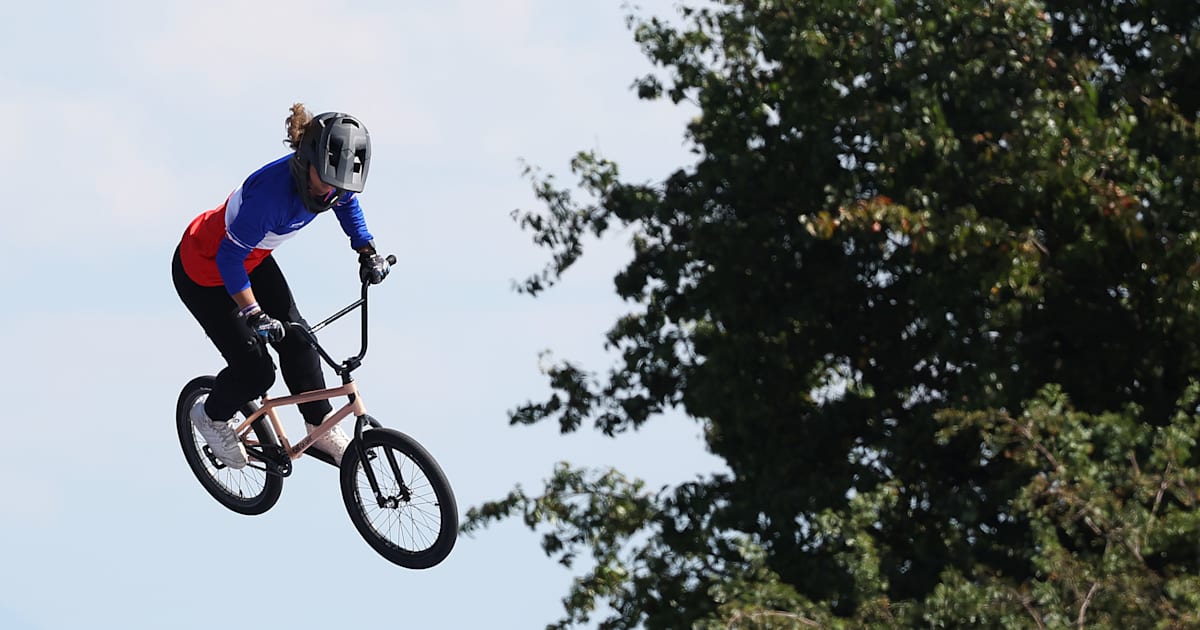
[[0, 1, 692, 260], [132, 0, 391, 89], [0, 92, 184, 250]]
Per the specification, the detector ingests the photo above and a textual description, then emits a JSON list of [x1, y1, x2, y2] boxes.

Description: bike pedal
[[201, 445, 226, 470]]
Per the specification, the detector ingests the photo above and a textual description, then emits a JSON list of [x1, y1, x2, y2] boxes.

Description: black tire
[[340, 427, 458, 568], [177, 376, 284, 515]]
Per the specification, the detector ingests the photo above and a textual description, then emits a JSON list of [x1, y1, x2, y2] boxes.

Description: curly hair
[[284, 103, 313, 150]]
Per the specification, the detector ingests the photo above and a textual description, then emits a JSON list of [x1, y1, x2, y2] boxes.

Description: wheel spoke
[[357, 450, 440, 550], [177, 380, 282, 516], [337, 427, 456, 567], [193, 426, 267, 499]]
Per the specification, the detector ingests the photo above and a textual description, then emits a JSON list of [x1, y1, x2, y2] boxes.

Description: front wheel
[[340, 427, 458, 568], [177, 376, 284, 515]]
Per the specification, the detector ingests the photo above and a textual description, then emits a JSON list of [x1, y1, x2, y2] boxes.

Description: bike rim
[[185, 392, 269, 503], [353, 446, 446, 553]]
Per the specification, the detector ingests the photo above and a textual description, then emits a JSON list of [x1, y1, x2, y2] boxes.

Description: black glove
[[359, 250, 390, 285], [240, 304, 286, 344]]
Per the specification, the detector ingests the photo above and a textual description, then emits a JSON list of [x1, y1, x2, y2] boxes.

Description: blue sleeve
[[216, 237, 254, 294], [332, 194, 375, 250], [217, 188, 276, 294]]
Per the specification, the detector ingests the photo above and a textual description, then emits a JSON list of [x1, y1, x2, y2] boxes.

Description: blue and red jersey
[[179, 155, 374, 294]]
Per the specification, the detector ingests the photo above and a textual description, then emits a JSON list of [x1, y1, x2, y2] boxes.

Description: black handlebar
[[283, 253, 397, 378]]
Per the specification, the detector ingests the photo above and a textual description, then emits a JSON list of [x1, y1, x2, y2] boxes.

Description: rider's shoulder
[[237, 156, 297, 204], [243, 155, 293, 189]]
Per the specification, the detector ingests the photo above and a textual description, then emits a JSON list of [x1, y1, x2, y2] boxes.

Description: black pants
[[172, 246, 332, 424]]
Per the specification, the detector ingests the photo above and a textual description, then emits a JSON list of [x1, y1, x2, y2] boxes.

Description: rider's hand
[[240, 304, 286, 344], [359, 251, 390, 285]]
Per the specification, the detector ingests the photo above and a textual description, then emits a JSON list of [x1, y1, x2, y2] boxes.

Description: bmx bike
[[175, 257, 457, 569]]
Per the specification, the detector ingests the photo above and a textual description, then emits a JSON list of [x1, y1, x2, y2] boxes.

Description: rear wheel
[[340, 427, 457, 568], [177, 376, 284, 515]]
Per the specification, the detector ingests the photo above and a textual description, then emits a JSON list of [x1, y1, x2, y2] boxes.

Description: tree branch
[[1077, 582, 1101, 629], [1020, 593, 1048, 630], [1004, 414, 1061, 470], [727, 610, 822, 629]]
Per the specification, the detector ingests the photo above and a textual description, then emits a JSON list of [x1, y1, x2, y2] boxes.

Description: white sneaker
[[306, 421, 351, 465], [190, 396, 248, 470]]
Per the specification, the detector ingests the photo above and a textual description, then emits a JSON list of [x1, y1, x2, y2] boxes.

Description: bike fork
[[353, 415, 411, 506]]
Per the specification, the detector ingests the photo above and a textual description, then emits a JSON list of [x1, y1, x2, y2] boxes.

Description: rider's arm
[[332, 194, 375, 251], [230, 287, 257, 311], [216, 239, 266, 316], [216, 184, 278, 298], [215, 234, 256, 296]]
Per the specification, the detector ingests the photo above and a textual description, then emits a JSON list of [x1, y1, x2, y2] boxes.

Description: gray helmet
[[298, 112, 371, 193]]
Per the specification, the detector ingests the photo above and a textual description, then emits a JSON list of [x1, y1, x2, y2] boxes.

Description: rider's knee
[[249, 361, 277, 394], [230, 352, 276, 395]]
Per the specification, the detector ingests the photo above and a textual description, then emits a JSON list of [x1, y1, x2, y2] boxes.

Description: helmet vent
[[328, 138, 344, 168]]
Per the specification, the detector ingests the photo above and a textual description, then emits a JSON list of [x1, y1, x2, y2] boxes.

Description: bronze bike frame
[[229, 255, 394, 471], [231, 381, 366, 463]]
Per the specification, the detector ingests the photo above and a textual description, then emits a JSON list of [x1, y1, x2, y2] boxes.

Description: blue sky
[[0, 1, 726, 628]]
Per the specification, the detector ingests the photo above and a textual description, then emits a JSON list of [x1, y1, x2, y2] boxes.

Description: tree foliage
[[464, 1, 1200, 627]]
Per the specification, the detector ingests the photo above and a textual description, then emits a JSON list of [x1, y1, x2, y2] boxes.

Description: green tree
[[464, 1, 1200, 627]]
